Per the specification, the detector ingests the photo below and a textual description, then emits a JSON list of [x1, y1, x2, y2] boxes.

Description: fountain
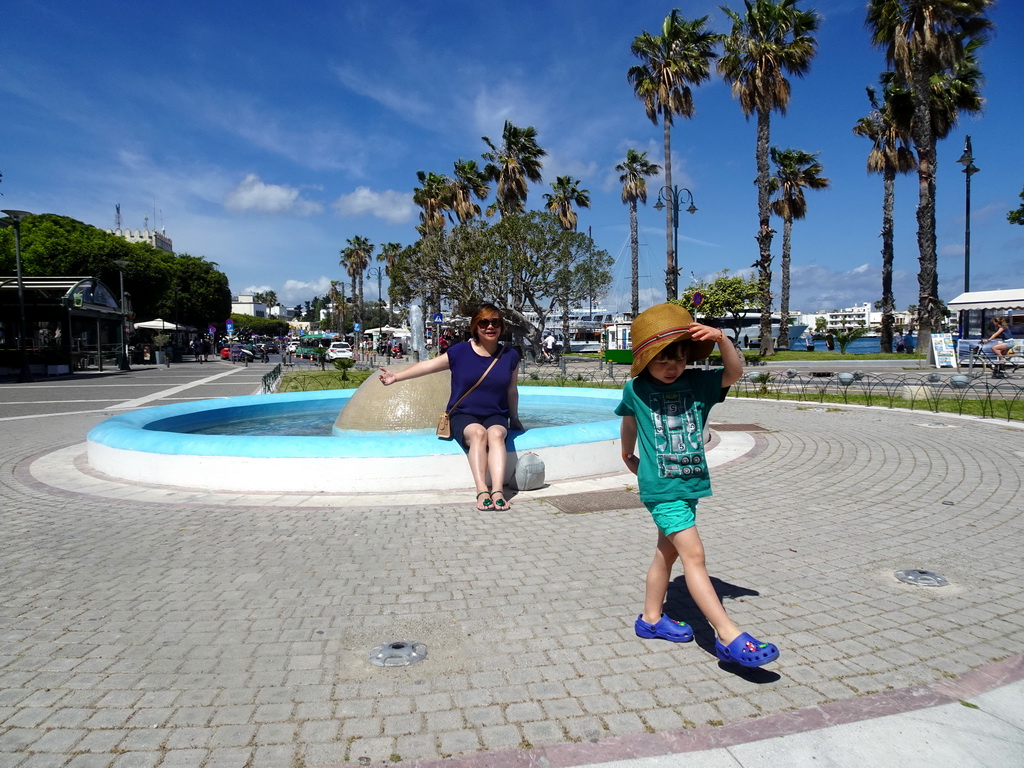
[[86, 384, 625, 494]]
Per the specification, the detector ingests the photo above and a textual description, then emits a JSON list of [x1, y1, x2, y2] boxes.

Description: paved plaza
[[1, 359, 1023, 767]]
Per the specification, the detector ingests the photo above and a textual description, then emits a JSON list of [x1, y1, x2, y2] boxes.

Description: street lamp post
[[366, 267, 385, 329], [112, 259, 131, 370], [2, 209, 34, 382], [653, 187, 697, 301], [956, 135, 979, 293]]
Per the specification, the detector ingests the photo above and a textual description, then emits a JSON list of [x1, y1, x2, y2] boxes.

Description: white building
[[231, 295, 267, 318], [797, 303, 915, 333], [107, 227, 174, 253]]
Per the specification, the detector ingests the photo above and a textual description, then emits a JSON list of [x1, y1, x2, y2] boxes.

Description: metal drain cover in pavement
[[369, 641, 427, 666], [895, 569, 949, 587]]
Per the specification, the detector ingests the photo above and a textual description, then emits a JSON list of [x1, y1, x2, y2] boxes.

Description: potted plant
[[152, 333, 171, 365]]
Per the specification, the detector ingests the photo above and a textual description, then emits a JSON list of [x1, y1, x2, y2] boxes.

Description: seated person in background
[[986, 317, 1013, 360]]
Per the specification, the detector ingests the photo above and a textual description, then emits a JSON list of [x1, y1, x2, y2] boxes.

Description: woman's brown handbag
[[436, 349, 503, 439]]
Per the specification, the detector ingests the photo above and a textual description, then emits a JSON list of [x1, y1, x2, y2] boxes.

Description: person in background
[[378, 303, 523, 511], [985, 317, 1013, 360]]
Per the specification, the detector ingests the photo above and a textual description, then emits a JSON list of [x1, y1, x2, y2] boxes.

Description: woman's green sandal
[[491, 492, 508, 510], [476, 491, 493, 510]]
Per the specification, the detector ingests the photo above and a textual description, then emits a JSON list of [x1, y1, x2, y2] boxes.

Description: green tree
[[543, 176, 591, 232], [853, 80, 916, 353], [680, 270, 763, 342], [616, 148, 662, 317], [629, 9, 721, 301], [866, 0, 993, 359], [768, 146, 829, 350], [482, 120, 547, 217], [487, 213, 613, 356], [1009, 187, 1024, 225], [719, 0, 820, 356]]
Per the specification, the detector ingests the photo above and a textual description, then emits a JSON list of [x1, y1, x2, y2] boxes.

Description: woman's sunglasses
[[477, 318, 502, 328]]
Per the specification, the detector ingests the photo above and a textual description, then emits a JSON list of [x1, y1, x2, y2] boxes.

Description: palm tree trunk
[[777, 216, 792, 350], [880, 169, 896, 353], [755, 108, 775, 356], [630, 200, 640, 317], [911, 69, 938, 362], [663, 119, 675, 301]]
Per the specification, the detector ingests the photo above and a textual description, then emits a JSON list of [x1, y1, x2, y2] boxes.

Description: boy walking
[[615, 304, 779, 668]]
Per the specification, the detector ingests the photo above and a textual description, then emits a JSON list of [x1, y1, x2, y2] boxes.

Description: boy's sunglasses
[[477, 318, 502, 328]]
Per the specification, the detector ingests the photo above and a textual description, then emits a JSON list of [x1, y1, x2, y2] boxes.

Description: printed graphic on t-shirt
[[647, 390, 706, 478]]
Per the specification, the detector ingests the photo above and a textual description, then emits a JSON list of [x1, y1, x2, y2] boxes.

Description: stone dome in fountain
[[333, 366, 451, 431]]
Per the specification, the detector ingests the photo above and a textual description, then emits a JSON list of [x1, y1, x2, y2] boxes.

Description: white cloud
[[332, 186, 416, 224], [278, 277, 335, 307], [224, 174, 323, 216]]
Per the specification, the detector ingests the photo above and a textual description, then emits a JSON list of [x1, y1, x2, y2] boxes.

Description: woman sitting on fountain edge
[[378, 303, 524, 511]]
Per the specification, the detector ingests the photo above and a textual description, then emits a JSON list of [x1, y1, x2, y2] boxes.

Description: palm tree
[[719, 0, 820, 356], [481, 120, 546, 217], [327, 280, 342, 333], [866, 0, 993, 359], [543, 176, 591, 231], [629, 10, 721, 301], [377, 242, 403, 325], [853, 80, 916, 353], [767, 146, 829, 350], [341, 236, 374, 332], [450, 160, 489, 225], [412, 171, 450, 235], [616, 149, 662, 317]]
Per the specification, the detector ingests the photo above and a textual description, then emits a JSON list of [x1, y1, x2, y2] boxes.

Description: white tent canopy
[[134, 318, 191, 331], [364, 325, 411, 337], [947, 289, 1024, 312]]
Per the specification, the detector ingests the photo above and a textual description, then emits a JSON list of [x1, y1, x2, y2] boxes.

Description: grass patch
[[279, 368, 373, 391]]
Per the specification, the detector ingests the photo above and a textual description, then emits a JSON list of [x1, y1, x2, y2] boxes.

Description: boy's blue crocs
[[634, 614, 694, 642], [715, 632, 779, 668]]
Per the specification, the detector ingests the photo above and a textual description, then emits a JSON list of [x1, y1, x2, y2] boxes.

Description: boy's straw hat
[[630, 303, 715, 378]]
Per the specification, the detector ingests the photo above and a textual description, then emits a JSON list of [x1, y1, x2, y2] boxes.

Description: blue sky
[[3, 0, 1022, 317]]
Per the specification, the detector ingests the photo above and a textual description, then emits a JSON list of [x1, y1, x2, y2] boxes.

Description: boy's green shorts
[[644, 498, 698, 536]]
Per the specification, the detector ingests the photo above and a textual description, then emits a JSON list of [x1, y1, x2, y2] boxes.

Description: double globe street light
[[653, 187, 697, 301], [956, 135, 980, 293]]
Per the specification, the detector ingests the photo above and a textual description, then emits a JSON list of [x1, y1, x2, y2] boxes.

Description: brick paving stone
[[394, 733, 441, 761], [479, 724, 522, 751], [201, 747, 251, 767], [110, 752, 162, 768], [339, 736, 392, 763], [437, 729, 481, 756], [249, 744, 297, 767]]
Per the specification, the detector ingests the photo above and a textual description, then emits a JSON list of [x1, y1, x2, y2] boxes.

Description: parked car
[[325, 341, 354, 361]]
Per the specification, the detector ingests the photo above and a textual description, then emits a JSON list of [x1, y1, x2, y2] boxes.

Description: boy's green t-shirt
[[615, 369, 727, 505]]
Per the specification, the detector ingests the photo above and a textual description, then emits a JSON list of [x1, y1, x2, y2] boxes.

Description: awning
[[947, 289, 1024, 312]]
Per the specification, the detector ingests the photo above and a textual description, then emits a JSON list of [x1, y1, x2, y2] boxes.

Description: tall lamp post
[[956, 135, 979, 293], [366, 266, 385, 329], [2, 209, 34, 382], [653, 187, 697, 301], [112, 259, 131, 370]]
